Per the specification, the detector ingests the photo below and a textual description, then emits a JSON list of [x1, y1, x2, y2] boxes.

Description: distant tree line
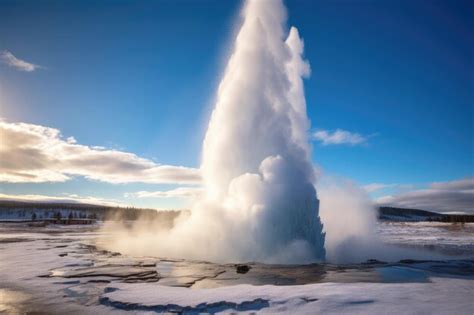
[[0, 200, 183, 226], [427, 214, 474, 223], [378, 206, 474, 223]]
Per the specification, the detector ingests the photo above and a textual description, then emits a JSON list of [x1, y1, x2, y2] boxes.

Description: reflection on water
[[376, 266, 429, 283], [0, 222, 474, 315], [0, 288, 31, 314]]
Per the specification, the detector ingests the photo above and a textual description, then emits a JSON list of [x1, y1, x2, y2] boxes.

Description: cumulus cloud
[[0, 193, 125, 207], [376, 177, 474, 213], [313, 129, 368, 146], [0, 50, 42, 72], [128, 187, 204, 199], [0, 120, 201, 184]]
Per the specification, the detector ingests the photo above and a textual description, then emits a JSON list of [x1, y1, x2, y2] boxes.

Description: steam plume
[[198, 0, 325, 262], [100, 0, 325, 264]]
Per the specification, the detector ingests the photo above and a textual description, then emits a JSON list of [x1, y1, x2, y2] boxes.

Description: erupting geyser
[[101, 0, 326, 264], [198, 0, 326, 262]]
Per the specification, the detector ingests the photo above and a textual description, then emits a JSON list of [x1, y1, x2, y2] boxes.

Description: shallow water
[[0, 222, 473, 313]]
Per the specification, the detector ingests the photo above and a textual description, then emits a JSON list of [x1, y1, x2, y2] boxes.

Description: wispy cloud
[[0, 120, 201, 184], [127, 187, 204, 199], [376, 177, 474, 213], [0, 50, 42, 72], [363, 183, 397, 193], [312, 129, 368, 146]]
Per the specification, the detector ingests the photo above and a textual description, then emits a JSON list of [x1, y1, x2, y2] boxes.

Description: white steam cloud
[[317, 177, 448, 263], [101, 0, 325, 264], [318, 178, 378, 263]]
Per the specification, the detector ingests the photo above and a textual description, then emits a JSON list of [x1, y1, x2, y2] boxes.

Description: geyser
[[101, 0, 325, 263], [199, 0, 325, 262]]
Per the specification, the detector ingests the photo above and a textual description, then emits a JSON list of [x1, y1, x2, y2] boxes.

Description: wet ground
[[0, 222, 473, 314]]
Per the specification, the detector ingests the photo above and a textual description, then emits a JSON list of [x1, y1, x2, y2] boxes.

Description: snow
[[378, 222, 474, 256], [102, 279, 474, 314], [1, 222, 473, 314]]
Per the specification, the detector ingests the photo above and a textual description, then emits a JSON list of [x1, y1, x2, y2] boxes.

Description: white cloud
[[0, 50, 42, 72], [363, 183, 397, 193], [0, 193, 125, 207], [376, 177, 474, 213], [0, 120, 201, 184], [128, 187, 204, 199], [430, 177, 474, 191], [312, 129, 368, 146]]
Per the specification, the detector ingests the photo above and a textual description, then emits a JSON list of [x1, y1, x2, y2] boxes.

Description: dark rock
[[0, 237, 33, 244], [301, 297, 318, 302], [139, 262, 156, 267], [236, 264, 251, 274], [398, 259, 437, 264], [362, 259, 386, 265]]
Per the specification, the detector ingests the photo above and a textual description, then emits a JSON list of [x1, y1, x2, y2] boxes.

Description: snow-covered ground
[[0, 222, 473, 314], [378, 222, 474, 256], [102, 278, 473, 314]]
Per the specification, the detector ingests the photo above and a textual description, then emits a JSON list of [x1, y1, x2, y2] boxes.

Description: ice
[[101, 278, 474, 314], [378, 222, 474, 256], [1, 222, 473, 314]]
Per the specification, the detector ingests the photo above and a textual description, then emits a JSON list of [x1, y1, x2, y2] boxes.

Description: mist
[[99, 0, 326, 264], [98, 0, 442, 265], [317, 177, 449, 263]]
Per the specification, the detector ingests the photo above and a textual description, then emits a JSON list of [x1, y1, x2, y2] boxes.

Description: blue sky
[[0, 0, 472, 210]]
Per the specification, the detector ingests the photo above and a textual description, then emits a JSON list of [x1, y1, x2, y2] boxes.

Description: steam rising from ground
[[98, 0, 454, 265], [317, 177, 449, 263], [100, 0, 326, 264], [318, 178, 378, 263]]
